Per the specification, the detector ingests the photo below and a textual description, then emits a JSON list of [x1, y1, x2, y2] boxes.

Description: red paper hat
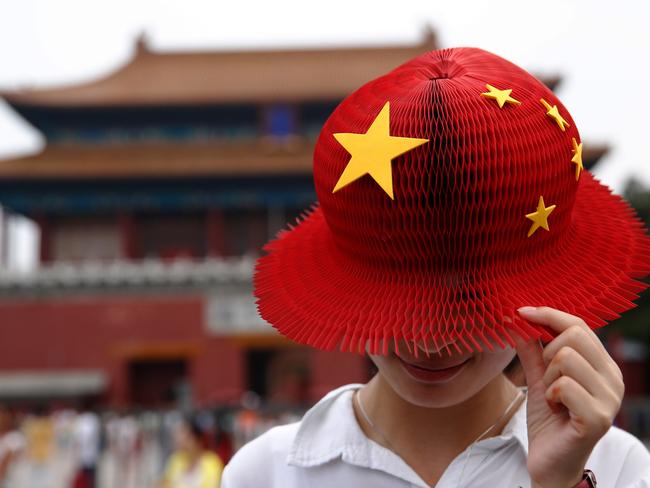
[[254, 47, 650, 356]]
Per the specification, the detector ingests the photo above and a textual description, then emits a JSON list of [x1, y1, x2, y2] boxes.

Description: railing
[[0, 256, 256, 292]]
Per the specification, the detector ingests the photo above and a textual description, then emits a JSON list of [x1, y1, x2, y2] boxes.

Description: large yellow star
[[332, 102, 429, 199], [571, 137, 584, 181], [526, 196, 557, 237], [540, 98, 570, 131], [480, 84, 521, 108]]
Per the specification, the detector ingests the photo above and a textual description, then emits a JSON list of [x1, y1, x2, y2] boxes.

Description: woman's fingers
[[519, 306, 602, 346], [543, 325, 615, 373], [518, 307, 626, 488], [545, 375, 615, 439], [518, 307, 622, 384], [518, 306, 625, 413], [543, 326, 624, 399], [542, 345, 622, 409]]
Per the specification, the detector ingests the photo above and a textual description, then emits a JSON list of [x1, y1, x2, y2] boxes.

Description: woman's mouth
[[397, 355, 472, 383]]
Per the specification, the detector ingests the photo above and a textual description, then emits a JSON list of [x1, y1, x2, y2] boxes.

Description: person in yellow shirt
[[22, 408, 54, 464], [160, 417, 223, 488]]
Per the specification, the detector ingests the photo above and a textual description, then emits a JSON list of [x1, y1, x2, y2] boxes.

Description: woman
[[160, 417, 223, 488], [222, 47, 650, 487]]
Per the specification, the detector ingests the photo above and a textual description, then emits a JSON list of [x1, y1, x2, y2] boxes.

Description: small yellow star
[[540, 98, 570, 131], [332, 101, 429, 199], [480, 84, 521, 108], [571, 137, 584, 181], [526, 196, 557, 237]]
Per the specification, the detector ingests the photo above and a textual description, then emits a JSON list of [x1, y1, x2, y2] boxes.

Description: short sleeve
[[220, 437, 270, 488], [220, 423, 299, 488]]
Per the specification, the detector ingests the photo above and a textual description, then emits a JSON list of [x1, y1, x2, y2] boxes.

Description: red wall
[[0, 294, 368, 407], [0, 294, 243, 407]]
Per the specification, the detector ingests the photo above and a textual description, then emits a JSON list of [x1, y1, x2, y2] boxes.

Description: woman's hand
[[514, 306, 625, 488]]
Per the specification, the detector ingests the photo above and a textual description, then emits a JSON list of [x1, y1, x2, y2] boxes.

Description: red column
[[207, 209, 227, 257], [108, 357, 129, 408], [34, 215, 51, 264], [118, 212, 137, 259]]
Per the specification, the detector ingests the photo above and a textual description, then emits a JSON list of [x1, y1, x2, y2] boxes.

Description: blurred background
[[0, 0, 648, 486]]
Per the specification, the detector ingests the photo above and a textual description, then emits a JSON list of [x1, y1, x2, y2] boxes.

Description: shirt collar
[[287, 383, 529, 472], [287, 383, 364, 467], [474, 387, 529, 455], [287, 383, 426, 485]]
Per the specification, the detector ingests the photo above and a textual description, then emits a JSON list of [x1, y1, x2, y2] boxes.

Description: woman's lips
[[397, 355, 472, 383]]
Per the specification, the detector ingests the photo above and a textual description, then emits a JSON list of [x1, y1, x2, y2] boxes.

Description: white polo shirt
[[221, 384, 650, 487]]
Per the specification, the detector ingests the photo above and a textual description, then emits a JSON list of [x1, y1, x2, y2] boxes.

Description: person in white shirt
[[74, 411, 101, 485], [222, 308, 650, 487], [223, 46, 650, 488]]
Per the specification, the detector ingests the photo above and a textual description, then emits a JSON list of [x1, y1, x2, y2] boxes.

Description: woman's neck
[[354, 373, 523, 486]]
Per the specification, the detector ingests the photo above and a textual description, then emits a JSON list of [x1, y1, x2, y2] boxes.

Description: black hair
[[182, 415, 204, 441], [504, 355, 521, 376]]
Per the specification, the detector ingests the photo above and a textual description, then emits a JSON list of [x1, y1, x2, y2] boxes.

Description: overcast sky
[[0, 0, 649, 268], [1, 0, 649, 190]]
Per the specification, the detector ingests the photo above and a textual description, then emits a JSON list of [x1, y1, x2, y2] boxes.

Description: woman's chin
[[369, 344, 516, 408]]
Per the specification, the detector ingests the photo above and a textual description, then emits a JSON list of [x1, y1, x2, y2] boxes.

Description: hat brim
[[253, 172, 650, 355]]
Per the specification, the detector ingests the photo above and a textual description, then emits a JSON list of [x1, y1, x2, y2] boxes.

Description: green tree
[[604, 178, 650, 342]]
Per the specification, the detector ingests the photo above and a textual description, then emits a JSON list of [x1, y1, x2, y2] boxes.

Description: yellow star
[[571, 137, 584, 181], [480, 84, 521, 108], [540, 98, 570, 131], [526, 196, 556, 237], [332, 102, 429, 199]]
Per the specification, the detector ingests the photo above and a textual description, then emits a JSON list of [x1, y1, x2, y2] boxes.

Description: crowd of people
[[0, 398, 303, 488]]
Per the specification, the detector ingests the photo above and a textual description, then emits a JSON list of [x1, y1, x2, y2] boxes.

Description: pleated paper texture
[[254, 47, 650, 356]]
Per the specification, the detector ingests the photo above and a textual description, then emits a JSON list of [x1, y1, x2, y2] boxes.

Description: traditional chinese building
[[0, 31, 608, 408]]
